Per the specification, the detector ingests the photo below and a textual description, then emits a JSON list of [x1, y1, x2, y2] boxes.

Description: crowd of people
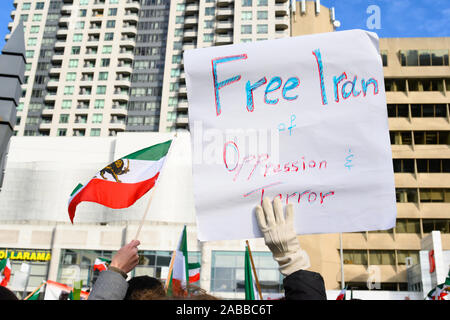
[[1, 198, 326, 300]]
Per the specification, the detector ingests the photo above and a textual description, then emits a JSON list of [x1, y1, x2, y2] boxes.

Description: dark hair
[[0, 286, 19, 300], [124, 276, 165, 300]]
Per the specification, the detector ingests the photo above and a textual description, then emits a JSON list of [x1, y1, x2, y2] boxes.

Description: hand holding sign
[[185, 30, 396, 241]]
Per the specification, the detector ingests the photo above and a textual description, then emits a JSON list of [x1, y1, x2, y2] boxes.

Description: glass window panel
[[406, 50, 418, 66], [397, 104, 408, 117], [435, 104, 446, 117], [422, 104, 435, 117], [369, 250, 395, 265], [418, 50, 431, 66]]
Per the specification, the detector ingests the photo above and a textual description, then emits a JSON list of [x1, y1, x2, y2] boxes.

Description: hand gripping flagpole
[[134, 133, 178, 241]]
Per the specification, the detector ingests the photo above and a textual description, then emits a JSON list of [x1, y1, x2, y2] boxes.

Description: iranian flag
[[426, 273, 450, 300], [166, 226, 200, 296], [68, 140, 172, 223], [0, 256, 11, 287], [244, 245, 260, 300], [94, 258, 110, 272], [43, 280, 89, 300]]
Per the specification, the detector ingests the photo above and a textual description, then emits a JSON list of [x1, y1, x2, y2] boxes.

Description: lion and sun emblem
[[97, 159, 130, 183]]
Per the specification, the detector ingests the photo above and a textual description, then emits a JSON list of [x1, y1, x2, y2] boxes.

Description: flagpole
[[134, 133, 178, 241], [339, 232, 345, 290], [164, 249, 177, 292], [246, 240, 263, 300], [23, 281, 46, 300]]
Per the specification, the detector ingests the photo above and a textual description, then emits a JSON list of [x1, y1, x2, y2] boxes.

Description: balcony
[[125, 0, 141, 10], [215, 34, 233, 45], [183, 29, 198, 41], [216, 8, 233, 18], [275, 30, 289, 39], [275, 2, 289, 15], [182, 43, 196, 51], [177, 100, 189, 111], [185, 3, 199, 13], [184, 16, 199, 26], [121, 36, 136, 47], [275, 16, 289, 30], [176, 115, 189, 125], [216, 21, 233, 31]]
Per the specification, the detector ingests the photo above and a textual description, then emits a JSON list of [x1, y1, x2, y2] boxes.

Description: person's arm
[[88, 240, 140, 300], [255, 197, 326, 300]]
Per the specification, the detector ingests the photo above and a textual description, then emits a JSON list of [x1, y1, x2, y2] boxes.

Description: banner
[[185, 30, 396, 241]]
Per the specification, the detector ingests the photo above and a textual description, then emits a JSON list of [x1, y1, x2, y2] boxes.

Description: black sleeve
[[283, 269, 327, 300]]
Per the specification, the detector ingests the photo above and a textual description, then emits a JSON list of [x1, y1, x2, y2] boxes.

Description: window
[[396, 188, 418, 203], [408, 78, 444, 92], [369, 250, 395, 265], [66, 72, 77, 81], [108, 8, 118, 16], [204, 20, 214, 29], [101, 58, 110, 67], [20, 14, 29, 22], [71, 46, 81, 55], [211, 251, 282, 294], [203, 33, 214, 42], [73, 34, 83, 43], [257, 24, 268, 34], [387, 104, 408, 117], [69, 59, 79, 68], [75, 21, 85, 30], [170, 68, 180, 77], [35, 2, 45, 10], [205, 7, 215, 16], [61, 100, 72, 109], [172, 55, 182, 64], [30, 26, 40, 34], [258, 0, 268, 5], [90, 129, 101, 136], [392, 159, 414, 173], [98, 72, 108, 81], [401, 50, 449, 66], [419, 188, 449, 203], [257, 11, 268, 20], [106, 20, 116, 28], [104, 33, 114, 41], [94, 99, 105, 109], [102, 45, 113, 54], [63, 86, 74, 95], [57, 129, 67, 136], [395, 219, 420, 234], [59, 114, 69, 124], [411, 104, 447, 117], [413, 131, 449, 145], [242, 11, 252, 20], [389, 131, 412, 145], [417, 159, 450, 173], [92, 114, 103, 124], [32, 14, 42, 22], [242, 0, 252, 7], [397, 250, 419, 265], [27, 38, 37, 46], [79, 0, 89, 5], [423, 219, 450, 234], [241, 25, 252, 34], [22, 3, 31, 10], [343, 250, 367, 265], [96, 86, 107, 94], [384, 79, 406, 92]]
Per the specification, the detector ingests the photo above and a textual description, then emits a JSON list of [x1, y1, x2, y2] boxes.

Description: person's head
[[124, 276, 165, 300], [0, 286, 19, 300]]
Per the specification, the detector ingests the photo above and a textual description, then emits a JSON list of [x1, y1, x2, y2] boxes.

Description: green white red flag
[[0, 255, 11, 287], [68, 140, 172, 223], [166, 226, 200, 296], [43, 280, 89, 300], [336, 287, 347, 300], [426, 271, 450, 300], [94, 258, 110, 272], [244, 245, 260, 300]]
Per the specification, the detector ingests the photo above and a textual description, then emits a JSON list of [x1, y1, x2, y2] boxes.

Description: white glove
[[255, 197, 310, 276]]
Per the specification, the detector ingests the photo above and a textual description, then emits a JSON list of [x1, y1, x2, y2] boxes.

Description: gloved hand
[[255, 197, 310, 276]]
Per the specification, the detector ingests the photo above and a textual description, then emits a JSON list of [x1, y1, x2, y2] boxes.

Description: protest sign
[[185, 30, 397, 241]]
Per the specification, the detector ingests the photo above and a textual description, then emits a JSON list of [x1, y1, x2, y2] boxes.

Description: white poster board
[[184, 30, 397, 241]]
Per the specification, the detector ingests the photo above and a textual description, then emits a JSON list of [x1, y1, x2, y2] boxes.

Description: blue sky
[[0, 0, 449, 49]]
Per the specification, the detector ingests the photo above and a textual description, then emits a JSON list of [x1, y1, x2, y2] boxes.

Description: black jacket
[[283, 269, 327, 300]]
